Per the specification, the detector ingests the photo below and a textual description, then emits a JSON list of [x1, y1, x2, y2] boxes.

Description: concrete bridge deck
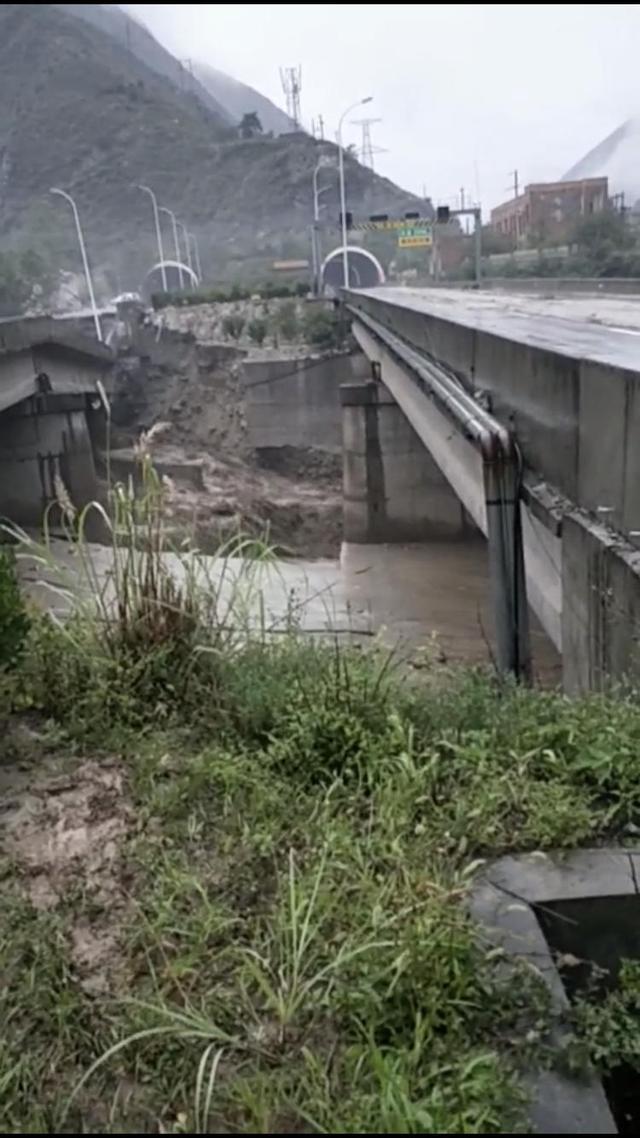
[[343, 285, 640, 691], [362, 286, 640, 371]]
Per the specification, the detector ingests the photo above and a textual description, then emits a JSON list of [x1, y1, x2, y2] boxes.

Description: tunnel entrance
[[142, 260, 198, 299], [321, 246, 385, 294]]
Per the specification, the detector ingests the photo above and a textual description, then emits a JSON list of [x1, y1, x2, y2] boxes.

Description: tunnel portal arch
[[143, 260, 199, 298], [320, 246, 385, 294]]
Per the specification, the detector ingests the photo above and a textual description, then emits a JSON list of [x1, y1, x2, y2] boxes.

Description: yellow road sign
[[398, 234, 432, 248]]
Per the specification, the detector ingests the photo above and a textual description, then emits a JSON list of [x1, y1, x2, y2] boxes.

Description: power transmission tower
[[351, 118, 385, 170], [279, 66, 302, 126]]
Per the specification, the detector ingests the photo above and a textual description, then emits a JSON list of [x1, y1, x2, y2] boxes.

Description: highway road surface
[[365, 286, 640, 372]]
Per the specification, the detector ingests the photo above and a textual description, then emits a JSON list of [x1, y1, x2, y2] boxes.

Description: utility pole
[[460, 186, 466, 210], [508, 170, 520, 244], [473, 206, 482, 287], [317, 114, 324, 140]]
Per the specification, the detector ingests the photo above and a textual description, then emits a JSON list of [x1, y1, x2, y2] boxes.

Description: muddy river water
[[21, 536, 559, 684]]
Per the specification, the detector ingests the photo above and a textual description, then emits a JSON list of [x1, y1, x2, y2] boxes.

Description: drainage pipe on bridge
[[346, 304, 531, 681]]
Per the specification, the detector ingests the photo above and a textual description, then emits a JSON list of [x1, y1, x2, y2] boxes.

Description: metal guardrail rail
[[345, 302, 531, 680]]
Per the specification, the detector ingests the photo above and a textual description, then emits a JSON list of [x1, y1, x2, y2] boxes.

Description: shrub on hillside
[[276, 300, 299, 340], [222, 313, 245, 340], [301, 307, 351, 351], [247, 317, 267, 345]]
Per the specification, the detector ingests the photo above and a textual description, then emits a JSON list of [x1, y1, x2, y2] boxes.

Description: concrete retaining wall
[[242, 352, 369, 454], [562, 511, 640, 693]]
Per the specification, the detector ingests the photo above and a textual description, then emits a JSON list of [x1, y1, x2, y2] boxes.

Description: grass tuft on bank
[[3, 460, 640, 1132]]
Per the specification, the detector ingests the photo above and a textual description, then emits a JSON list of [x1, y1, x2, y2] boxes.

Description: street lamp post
[[311, 157, 333, 294], [177, 220, 194, 280], [137, 184, 167, 292], [189, 231, 202, 283], [50, 187, 102, 342], [159, 206, 184, 290], [337, 97, 372, 289]]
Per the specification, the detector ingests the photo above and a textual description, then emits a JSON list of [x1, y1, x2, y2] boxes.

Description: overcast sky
[[126, 3, 640, 211]]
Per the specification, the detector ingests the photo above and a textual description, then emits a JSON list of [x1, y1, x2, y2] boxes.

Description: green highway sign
[[398, 224, 432, 248]]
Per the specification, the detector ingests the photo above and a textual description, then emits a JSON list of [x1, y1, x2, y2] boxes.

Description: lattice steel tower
[[279, 66, 302, 126], [351, 117, 384, 170]]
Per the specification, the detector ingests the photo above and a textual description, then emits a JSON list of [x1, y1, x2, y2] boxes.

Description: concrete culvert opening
[[321, 246, 385, 294], [536, 894, 640, 1133]]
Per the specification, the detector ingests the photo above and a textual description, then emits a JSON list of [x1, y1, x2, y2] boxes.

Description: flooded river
[[20, 536, 560, 684]]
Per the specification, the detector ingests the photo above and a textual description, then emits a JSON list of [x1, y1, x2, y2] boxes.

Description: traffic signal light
[[436, 205, 450, 223], [339, 211, 353, 230]]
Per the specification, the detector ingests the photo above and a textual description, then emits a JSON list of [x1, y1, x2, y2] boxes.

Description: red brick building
[[490, 177, 609, 246]]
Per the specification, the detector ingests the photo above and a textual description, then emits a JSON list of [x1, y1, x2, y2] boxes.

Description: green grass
[[4, 642, 640, 1131], [4, 454, 640, 1131]]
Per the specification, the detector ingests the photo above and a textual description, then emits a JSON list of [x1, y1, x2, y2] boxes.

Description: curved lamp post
[[311, 156, 334, 294], [177, 219, 193, 278], [337, 96, 372, 288], [159, 206, 184, 290], [189, 231, 202, 284], [50, 187, 102, 342], [137, 184, 167, 292]]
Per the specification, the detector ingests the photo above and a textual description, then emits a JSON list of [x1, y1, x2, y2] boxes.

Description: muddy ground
[[1, 718, 132, 999], [109, 323, 342, 557]]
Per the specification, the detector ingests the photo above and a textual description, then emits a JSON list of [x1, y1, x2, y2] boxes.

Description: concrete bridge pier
[[0, 318, 113, 535], [0, 393, 101, 530], [341, 379, 472, 543]]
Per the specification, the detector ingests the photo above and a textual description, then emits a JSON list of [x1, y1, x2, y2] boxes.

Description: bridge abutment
[[0, 393, 100, 529], [341, 380, 472, 543]]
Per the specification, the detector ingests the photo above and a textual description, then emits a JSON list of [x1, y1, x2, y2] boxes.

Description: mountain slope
[[56, 3, 234, 124], [64, 4, 294, 135], [0, 3, 427, 294], [192, 61, 294, 136]]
